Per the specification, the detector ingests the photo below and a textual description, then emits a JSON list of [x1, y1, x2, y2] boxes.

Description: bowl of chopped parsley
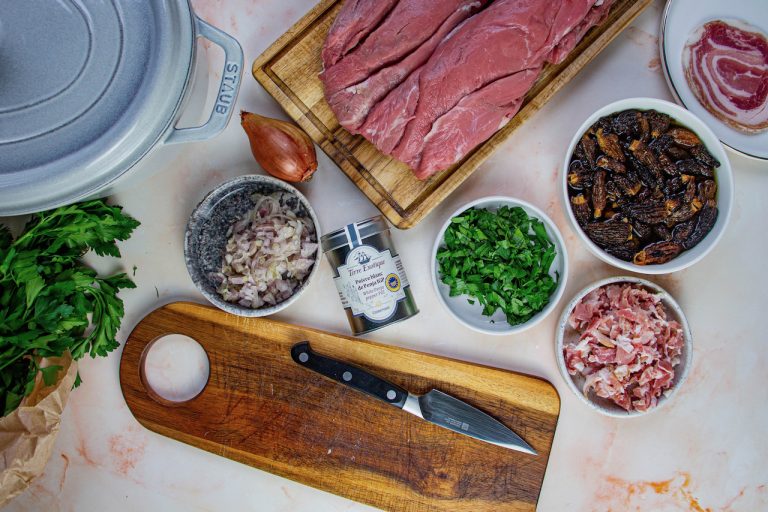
[[431, 196, 568, 335]]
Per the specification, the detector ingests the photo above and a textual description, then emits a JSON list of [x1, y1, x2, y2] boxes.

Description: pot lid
[[0, 0, 195, 215]]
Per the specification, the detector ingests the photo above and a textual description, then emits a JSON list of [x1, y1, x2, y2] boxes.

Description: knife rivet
[[298, 352, 309, 363], [342, 371, 352, 381], [386, 390, 396, 400]]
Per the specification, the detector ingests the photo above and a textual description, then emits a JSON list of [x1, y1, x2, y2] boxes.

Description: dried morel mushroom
[[666, 127, 701, 148], [682, 200, 718, 250], [596, 129, 625, 161], [585, 220, 633, 247], [571, 194, 591, 227], [633, 241, 682, 265], [567, 108, 719, 264]]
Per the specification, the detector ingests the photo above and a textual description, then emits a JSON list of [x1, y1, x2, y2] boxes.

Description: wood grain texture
[[251, 0, 652, 229], [120, 302, 560, 511]]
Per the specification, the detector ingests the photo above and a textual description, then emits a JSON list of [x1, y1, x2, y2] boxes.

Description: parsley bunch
[[0, 200, 139, 416], [437, 206, 558, 326]]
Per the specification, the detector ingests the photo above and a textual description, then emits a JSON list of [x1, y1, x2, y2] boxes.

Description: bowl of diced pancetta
[[556, 276, 692, 417]]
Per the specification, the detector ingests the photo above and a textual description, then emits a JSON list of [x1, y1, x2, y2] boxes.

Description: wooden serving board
[[120, 302, 560, 511], [252, 0, 652, 228]]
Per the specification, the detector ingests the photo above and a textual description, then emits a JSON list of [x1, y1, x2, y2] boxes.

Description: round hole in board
[[141, 334, 210, 404]]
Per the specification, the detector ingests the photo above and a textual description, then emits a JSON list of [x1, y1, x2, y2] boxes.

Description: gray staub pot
[[0, 0, 243, 215]]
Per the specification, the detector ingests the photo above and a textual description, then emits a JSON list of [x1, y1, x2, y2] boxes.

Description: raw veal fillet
[[322, 0, 488, 132], [683, 20, 768, 134], [402, 0, 616, 178], [415, 67, 542, 174], [547, 0, 615, 64], [321, 0, 399, 69], [322, 0, 614, 179], [321, 0, 487, 93]]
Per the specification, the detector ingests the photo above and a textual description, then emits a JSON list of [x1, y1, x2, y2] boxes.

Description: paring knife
[[290, 341, 536, 455]]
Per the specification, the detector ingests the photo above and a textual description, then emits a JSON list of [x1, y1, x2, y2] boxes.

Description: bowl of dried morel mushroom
[[562, 98, 733, 274]]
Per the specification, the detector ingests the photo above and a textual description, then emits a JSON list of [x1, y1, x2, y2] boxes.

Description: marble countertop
[[3, 0, 767, 510]]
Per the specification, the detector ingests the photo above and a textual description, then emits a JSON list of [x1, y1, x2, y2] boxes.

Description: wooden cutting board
[[120, 302, 560, 511], [252, 0, 652, 228]]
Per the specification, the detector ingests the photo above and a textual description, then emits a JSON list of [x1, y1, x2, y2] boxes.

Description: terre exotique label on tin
[[333, 224, 410, 322]]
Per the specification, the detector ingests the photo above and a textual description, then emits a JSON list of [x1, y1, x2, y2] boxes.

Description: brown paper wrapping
[[0, 353, 78, 506]]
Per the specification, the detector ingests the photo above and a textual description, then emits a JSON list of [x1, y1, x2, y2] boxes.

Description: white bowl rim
[[430, 195, 569, 335], [560, 97, 734, 275], [184, 173, 322, 318], [555, 275, 694, 418]]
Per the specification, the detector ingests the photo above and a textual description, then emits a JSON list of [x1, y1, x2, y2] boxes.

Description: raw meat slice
[[389, 0, 597, 175], [683, 19, 768, 134], [360, 0, 592, 167], [415, 68, 540, 177], [325, 1, 485, 132], [360, 70, 422, 154], [322, 0, 484, 95], [323, 0, 615, 178], [321, 0, 399, 69], [413, 0, 611, 179], [547, 0, 614, 65]]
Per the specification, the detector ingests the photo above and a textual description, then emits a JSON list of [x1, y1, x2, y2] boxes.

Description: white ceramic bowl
[[561, 97, 734, 274], [555, 276, 693, 418], [431, 196, 568, 335]]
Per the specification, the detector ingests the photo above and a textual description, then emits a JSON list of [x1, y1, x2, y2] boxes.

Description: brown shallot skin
[[240, 111, 318, 183], [567, 109, 720, 264]]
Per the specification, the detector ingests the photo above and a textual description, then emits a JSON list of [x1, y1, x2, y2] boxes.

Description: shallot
[[240, 111, 317, 183], [213, 192, 318, 308]]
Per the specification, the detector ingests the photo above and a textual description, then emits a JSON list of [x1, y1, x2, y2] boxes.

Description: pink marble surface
[[3, 0, 767, 510]]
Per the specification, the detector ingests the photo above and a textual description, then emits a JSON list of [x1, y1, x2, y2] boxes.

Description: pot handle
[[165, 17, 244, 145]]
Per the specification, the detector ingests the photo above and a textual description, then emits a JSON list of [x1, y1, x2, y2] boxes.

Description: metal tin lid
[[0, 0, 194, 215], [320, 215, 391, 252]]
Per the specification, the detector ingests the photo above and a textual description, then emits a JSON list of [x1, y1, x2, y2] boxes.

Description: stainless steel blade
[[404, 390, 536, 455]]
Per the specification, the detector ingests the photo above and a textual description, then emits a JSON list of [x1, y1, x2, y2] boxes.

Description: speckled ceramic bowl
[[555, 276, 693, 418], [184, 174, 321, 317]]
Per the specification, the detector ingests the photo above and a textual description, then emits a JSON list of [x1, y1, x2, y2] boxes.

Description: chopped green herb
[[437, 206, 558, 326], [0, 200, 139, 416]]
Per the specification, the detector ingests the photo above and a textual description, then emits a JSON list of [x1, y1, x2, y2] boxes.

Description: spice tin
[[321, 216, 418, 335]]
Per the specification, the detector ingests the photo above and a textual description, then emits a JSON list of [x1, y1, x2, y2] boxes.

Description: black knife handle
[[291, 341, 408, 408]]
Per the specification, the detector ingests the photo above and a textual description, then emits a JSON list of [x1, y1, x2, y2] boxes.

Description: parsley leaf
[[436, 206, 558, 326], [0, 200, 139, 416]]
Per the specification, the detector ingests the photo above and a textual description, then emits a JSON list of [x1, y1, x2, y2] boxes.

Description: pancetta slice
[[683, 20, 768, 134]]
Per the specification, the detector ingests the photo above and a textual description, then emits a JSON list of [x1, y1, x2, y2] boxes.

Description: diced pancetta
[[564, 283, 685, 412]]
